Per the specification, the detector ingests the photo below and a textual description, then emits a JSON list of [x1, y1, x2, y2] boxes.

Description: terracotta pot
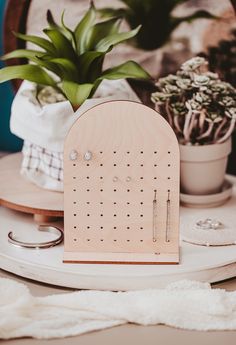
[[180, 138, 232, 195]]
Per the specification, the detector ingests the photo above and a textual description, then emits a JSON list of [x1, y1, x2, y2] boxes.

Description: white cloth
[[1, 278, 236, 339]]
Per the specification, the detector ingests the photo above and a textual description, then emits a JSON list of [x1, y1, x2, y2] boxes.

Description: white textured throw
[[0, 279, 236, 339]]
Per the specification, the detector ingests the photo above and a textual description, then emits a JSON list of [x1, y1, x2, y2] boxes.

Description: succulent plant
[[0, 2, 150, 108], [98, 0, 216, 51], [151, 57, 236, 145]]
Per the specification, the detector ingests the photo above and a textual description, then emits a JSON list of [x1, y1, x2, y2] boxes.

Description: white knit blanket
[[0, 279, 236, 339]]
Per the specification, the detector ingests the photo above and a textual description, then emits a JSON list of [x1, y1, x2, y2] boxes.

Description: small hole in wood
[[127, 214, 130, 217], [73, 238, 77, 241], [127, 151, 130, 154], [140, 202, 143, 205], [168, 189, 170, 192], [100, 176, 103, 179], [73, 163, 76, 166], [87, 214, 90, 217], [100, 202, 103, 205], [127, 227, 130, 229], [154, 164, 157, 167], [113, 164, 117, 167], [100, 226, 103, 229], [86, 164, 90, 167], [168, 177, 170, 180], [73, 189, 76, 192], [113, 214, 117, 217], [127, 239, 130, 242], [154, 151, 157, 154], [168, 151, 171, 154], [86, 201, 90, 204], [114, 189, 117, 192], [86, 176, 89, 179], [140, 227, 143, 230], [140, 151, 143, 154], [140, 214, 143, 217], [113, 202, 117, 205], [140, 240, 143, 242], [87, 239, 90, 241], [87, 189, 90, 192], [127, 164, 130, 167], [114, 226, 117, 229], [100, 151, 103, 154], [113, 239, 117, 242], [154, 177, 157, 180], [140, 189, 143, 192], [127, 202, 130, 205], [73, 201, 77, 204], [127, 189, 130, 192], [140, 177, 143, 180], [73, 176, 76, 179], [100, 164, 103, 167], [100, 214, 103, 217], [168, 164, 171, 167], [74, 226, 77, 229], [100, 189, 103, 192], [74, 213, 76, 216], [87, 226, 90, 229], [140, 164, 143, 167], [113, 151, 116, 154], [100, 239, 104, 241]]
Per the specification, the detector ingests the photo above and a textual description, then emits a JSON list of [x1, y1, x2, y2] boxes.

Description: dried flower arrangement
[[151, 57, 236, 145]]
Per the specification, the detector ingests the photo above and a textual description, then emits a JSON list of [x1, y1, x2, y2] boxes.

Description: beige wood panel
[[0, 153, 63, 217], [64, 101, 180, 263]]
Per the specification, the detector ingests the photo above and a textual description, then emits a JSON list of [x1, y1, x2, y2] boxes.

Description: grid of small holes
[[71, 150, 172, 243]]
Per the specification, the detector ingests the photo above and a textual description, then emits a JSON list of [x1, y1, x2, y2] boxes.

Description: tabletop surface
[[1, 269, 236, 345]]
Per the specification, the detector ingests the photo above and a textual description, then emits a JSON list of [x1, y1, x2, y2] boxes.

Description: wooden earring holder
[[63, 101, 180, 264]]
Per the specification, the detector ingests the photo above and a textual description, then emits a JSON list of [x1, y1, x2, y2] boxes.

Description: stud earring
[[84, 151, 92, 161], [69, 149, 78, 161]]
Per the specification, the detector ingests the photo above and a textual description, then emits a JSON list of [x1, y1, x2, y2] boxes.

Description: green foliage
[[0, 3, 150, 108], [99, 0, 217, 50]]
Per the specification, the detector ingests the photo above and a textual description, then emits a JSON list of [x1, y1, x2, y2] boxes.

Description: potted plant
[[151, 56, 236, 196], [0, 2, 150, 191]]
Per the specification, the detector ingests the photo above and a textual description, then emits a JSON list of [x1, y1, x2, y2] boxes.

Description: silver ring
[[196, 218, 223, 230], [8, 225, 64, 249]]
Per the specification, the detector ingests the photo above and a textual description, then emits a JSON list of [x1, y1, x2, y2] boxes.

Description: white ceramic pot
[[10, 80, 140, 192], [180, 138, 232, 195]]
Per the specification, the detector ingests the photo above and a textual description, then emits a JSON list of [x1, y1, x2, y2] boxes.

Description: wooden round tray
[[0, 205, 236, 291], [0, 153, 63, 221]]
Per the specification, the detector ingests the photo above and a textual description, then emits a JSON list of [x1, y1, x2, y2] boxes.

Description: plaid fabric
[[22, 141, 63, 182]]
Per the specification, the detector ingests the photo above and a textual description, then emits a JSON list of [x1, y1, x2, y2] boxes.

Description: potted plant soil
[[0, 2, 150, 191], [151, 57, 236, 197]]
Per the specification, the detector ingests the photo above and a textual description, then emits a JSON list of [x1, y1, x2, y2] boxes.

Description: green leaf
[[78, 50, 108, 82], [1, 49, 45, 61], [61, 80, 94, 107], [95, 25, 141, 52], [100, 60, 150, 80], [49, 58, 78, 81], [43, 29, 77, 61], [0, 65, 56, 86], [13, 32, 57, 55], [171, 10, 218, 29], [74, 2, 96, 54], [98, 7, 126, 19], [86, 18, 122, 50]]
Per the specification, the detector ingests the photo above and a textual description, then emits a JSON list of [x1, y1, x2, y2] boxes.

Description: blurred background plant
[[0, 2, 150, 109], [98, 0, 217, 51], [151, 56, 236, 145]]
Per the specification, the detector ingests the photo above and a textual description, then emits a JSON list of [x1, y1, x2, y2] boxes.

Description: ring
[[196, 218, 223, 230], [8, 225, 64, 249]]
